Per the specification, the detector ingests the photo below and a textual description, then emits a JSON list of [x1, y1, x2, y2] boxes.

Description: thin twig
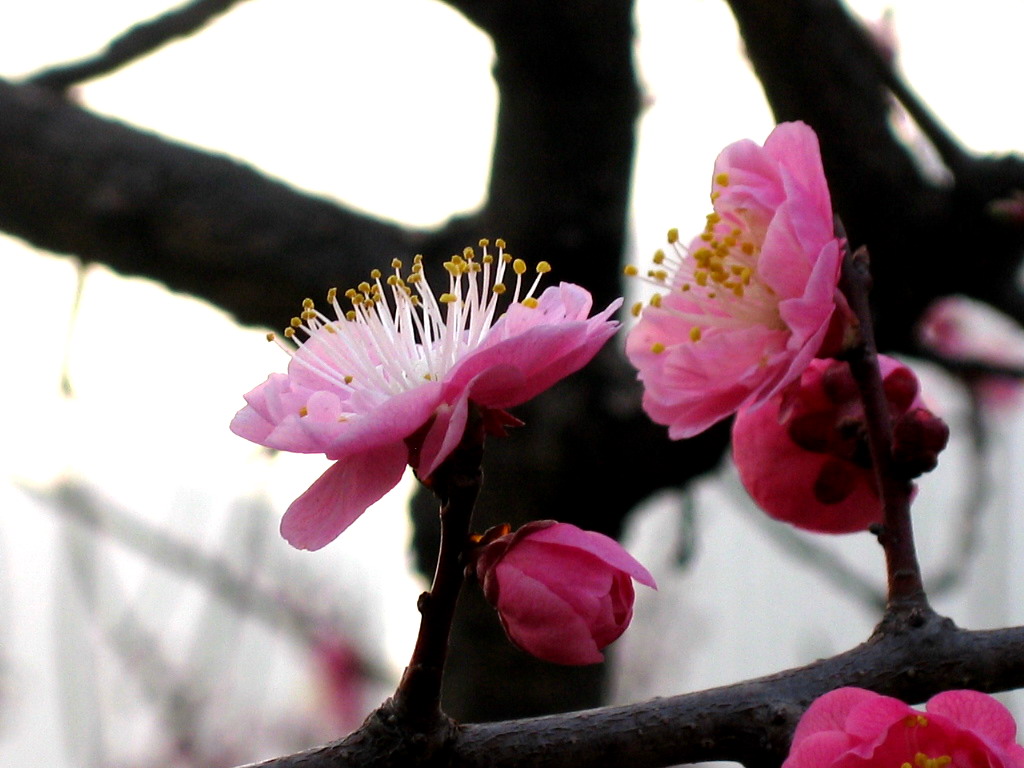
[[838, 241, 928, 613], [395, 407, 485, 730], [28, 0, 252, 92]]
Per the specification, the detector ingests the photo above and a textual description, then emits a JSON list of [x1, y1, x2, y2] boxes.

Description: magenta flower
[[784, 687, 1024, 768], [231, 242, 621, 550], [473, 521, 656, 665], [626, 121, 843, 438], [732, 356, 948, 534]]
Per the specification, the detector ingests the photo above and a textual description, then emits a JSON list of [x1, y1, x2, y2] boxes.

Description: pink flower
[[626, 121, 842, 438], [732, 356, 948, 534], [231, 242, 621, 550], [918, 295, 1024, 408], [784, 687, 1024, 768], [474, 521, 656, 665]]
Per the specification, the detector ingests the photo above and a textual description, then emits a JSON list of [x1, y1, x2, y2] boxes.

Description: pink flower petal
[[926, 690, 1020, 749], [280, 441, 408, 550], [523, 523, 657, 588], [417, 391, 471, 478], [493, 565, 605, 665], [791, 688, 887, 749]]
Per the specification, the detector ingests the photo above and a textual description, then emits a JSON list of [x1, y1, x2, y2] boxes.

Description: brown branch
[[28, 0, 254, 92], [236, 612, 1024, 768]]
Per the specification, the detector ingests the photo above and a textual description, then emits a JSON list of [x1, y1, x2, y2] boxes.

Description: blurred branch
[[28, 0, 253, 92], [0, 78, 433, 330], [30, 480, 389, 685]]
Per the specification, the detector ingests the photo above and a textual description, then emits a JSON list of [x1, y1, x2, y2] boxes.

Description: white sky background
[[1, 1, 1024, 765]]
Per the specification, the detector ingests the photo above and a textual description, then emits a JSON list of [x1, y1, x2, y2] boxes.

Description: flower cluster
[[785, 688, 1024, 768], [231, 241, 621, 550], [626, 121, 843, 438], [731, 356, 948, 533]]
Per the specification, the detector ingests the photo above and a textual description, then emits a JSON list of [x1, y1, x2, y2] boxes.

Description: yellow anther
[[624, 264, 639, 276], [266, 332, 276, 342], [707, 291, 717, 299], [711, 190, 721, 201], [689, 327, 702, 342], [351, 295, 364, 305], [299, 407, 308, 417], [513, 258, 528, 275], [284, 327, 296, 338], [495, 238, 506, 249], [536, 261, 551, 274], [650, 293, 662, 308], [301, 310, 315, 320], [413, 253, 423, 263], [478, 238, 490, 247], [695, 271, 709, 287], [482, 254, 494, 264], [345, 288, 357, 298], [723, 236, 737, 248], [440, 293, 457, 304], [463, 246, 475, 259], [326, 287, 337, 303], [387, 275, 399, 286], [392, 258, 403, 269], [706, 212, 722, 225], [700, 232, 714, 242], [358, 282, 371, 294], [715, 172, 729, 186], [631, 301, 643, 317], [302, 298, 314, 309], [681, 284, 691, 292], [522, 297, 539, 308], [325, 324, 337, 334], [667, 228, 679, 244], [492, 283, 507, 295], [651, 342, 665, 354], [502, 252, 513, 263], [290, 317, 302, 327], [653, 250, 665, 265], [344, 375, 353, 384], [370, 269, 381, 280], [741, 242, 756, 255], [346, 310, 357, 321]]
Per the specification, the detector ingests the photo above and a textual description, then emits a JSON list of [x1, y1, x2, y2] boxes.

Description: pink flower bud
[[474, 522, 656, 665], [732, 356, 947, 534], [784, 687, 1024, 768]]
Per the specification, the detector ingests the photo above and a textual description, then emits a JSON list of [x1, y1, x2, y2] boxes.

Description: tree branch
[[235, 613, 1024, 768], [28, 0, 254, 92], [0, 77, 435, 329]]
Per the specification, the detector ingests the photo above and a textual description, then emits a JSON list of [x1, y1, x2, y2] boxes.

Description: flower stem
[[838, 242, 929, 613], [394, 405, 485, 729]]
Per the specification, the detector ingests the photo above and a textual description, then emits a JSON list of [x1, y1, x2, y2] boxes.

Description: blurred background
[[2, 1, 1023, 765]]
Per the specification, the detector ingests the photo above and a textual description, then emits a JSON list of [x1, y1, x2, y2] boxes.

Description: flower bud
[[473, 521, 656, 665]]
